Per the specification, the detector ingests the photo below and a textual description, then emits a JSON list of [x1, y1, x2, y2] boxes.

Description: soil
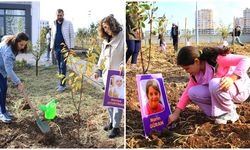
[[1, 65, 124, 148], [126, 43, 250, 148]]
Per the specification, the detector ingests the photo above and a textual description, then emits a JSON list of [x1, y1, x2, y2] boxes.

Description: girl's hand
[[168, 108, 181, 125], [119, 64, 124, 76], [17, 82, 24, 92], [94, 73, 99, 80], [219, 74, 239, 91]]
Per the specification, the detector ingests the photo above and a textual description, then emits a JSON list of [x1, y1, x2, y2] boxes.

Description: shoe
[[5, 111, 13, 118], [104, 122, 113, 131], [57, 85, 66, 93], [108, 128, 120, 138], [215, 106, 239, 124], [0, 113, 12, 123]]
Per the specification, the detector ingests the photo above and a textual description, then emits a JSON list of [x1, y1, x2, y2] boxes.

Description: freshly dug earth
[[126, 44, 250, 148], [0, 65, 124, 148]]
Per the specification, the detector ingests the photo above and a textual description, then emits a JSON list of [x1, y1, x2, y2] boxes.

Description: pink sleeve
[[176, 76, 196, 110], [217, 54, 250, 77]]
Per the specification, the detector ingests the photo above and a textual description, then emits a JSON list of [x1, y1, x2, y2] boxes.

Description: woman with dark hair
[[0, 32, 29, 123], [168, 46, 250, 125], [95, 14, 124, 138]]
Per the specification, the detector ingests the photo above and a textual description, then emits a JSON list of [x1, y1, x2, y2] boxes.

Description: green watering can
[[40, 99, 57, 120]]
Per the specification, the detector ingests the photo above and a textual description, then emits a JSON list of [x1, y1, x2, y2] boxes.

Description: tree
[[137, 2, 158, 74], [217, 24, 230, 41], [58, 42, 98, 143], [127, 2, 162, 74], [75, 28, 89, 49], [157, 14, 168, 37], [184, 29, 192, 46], [75, 23, 99, 51], [89, 23, 98, 38], [30, 28, 47, 76]]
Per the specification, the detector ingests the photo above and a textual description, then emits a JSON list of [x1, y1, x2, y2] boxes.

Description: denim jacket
[[0, 42, 21, 85]]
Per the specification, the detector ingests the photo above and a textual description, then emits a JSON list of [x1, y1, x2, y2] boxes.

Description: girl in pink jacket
[[168, 46, 250, 124]]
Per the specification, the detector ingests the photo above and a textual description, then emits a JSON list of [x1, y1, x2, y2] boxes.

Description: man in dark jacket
[[171, 23, 179, 51], [232, 25, 244, 46]]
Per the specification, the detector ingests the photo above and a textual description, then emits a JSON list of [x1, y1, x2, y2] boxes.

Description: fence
[[143, 34, 250, 45]]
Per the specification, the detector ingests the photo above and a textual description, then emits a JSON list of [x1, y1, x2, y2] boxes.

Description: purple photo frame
[[136, 74, 172, 137], [103, 70, 124, 109]]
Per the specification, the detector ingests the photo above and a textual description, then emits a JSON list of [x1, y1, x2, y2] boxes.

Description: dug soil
[[126, 44, 250, 148]]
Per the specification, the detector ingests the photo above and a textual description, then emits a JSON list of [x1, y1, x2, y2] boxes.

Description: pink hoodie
[[177, 54, 250, 110]]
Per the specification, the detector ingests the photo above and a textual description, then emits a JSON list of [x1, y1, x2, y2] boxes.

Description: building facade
[[0, 1, 40, 45], [198, 9, 214, 35], [235, 17, 244, 29], [243, 8, 250, 34]]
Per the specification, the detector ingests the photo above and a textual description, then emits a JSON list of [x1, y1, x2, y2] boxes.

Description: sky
[[5, 0, 248, 32], [153, 0, 250, 30], [40, 0, 125, 31]]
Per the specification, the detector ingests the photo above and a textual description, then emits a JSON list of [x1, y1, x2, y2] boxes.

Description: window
[[0, 9, 4, 15], [6, 16, 25, 35], [0, 3, 31, 40], [5, 9, 25, 15], [0, 9, 26, 36], [0, 17, 4, 36]]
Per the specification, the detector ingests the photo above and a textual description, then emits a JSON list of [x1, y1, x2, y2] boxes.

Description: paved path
[[16, 53, 51, 66]]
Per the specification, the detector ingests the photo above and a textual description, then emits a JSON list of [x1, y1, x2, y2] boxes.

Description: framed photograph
[[136, 74, 172, 137], [103, 70, 124, 109]]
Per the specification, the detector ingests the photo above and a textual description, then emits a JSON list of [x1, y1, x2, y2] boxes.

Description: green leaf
[[138, 8, 145, 14], [56, 74, 65, 79], [153, 7, 158, 12], [143, 15, 148, 21], [140, 4, 150, 10], [62, 78, 66, 85], [69, 72, 75, 77], [141, 22, 145, 28], [152, 30, 157, 35]]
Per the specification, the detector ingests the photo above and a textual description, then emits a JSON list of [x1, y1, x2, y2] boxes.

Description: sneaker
[[215, 108, 239, 124], [104, 122, 113, 131], [108, 128, 120, 138], [5, 112, 13, 118], [0, 113, 12, 123], [57, 85, 66, 93]]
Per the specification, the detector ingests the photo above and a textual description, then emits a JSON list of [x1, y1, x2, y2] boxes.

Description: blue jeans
[[54, 47, 67, 86], [0, 73, 7, 114], [232, 36, 244, 46], [108, 107, 123, 128], [47, 44, 50, 60], [172, 36, 178, 51], [126, 40, 141, 64]]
